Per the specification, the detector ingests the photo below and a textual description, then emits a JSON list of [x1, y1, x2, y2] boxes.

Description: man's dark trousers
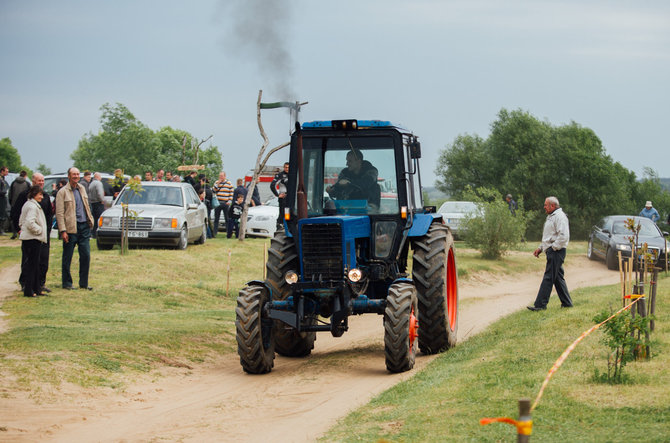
[[62, 222, 91, 289], [213, 202, 229, 237], [532, 248, 573, 308], [90, 202, 104, 238]]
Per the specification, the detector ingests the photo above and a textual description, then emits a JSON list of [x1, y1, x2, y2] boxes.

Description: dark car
[[587, 215, 669, 270]]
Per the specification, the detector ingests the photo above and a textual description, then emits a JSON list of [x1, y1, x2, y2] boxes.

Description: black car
[[588, 215, 669, 270]]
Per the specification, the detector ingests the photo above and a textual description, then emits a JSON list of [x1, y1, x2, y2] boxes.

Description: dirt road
[[1, 256, 620, 442]]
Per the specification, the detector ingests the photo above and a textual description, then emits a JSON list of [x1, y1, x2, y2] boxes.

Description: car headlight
[[616, 244, 632, 251], [100, 216, 119, 228], [154, 217, 177, 228]]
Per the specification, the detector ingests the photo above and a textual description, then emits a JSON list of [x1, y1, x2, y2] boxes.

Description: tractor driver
[[326, 148, 381, 208]]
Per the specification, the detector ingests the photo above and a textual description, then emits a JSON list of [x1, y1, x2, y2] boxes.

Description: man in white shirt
[[528, 196, 573, 311]]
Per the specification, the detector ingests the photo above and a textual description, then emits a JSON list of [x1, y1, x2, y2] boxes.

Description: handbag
[[211, 197, 220, 208]]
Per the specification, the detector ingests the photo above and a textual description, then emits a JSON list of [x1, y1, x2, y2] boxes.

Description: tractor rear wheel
[[266, 230, 316, 357], [384, 282, 418, 373], [236, 285, 274, 374], [412, 222, 458, 354]]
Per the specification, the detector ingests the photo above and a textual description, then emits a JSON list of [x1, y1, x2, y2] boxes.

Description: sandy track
[[0, 256, 620, 442]]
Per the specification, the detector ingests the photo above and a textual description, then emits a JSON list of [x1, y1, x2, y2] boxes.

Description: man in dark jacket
[[326, 149, 380, 208], [271, 162, 289, 229], [0, 166, 8, 235], [232, 178, 247, 204], [9, 170, 30, 239], [11, 173, 53, 293]]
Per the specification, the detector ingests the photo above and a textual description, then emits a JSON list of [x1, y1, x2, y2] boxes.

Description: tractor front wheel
[[266, 230, 316, 357], [384, 281, 418, 373], [412, 222, 458, 354], [236, 285, 274, 374]]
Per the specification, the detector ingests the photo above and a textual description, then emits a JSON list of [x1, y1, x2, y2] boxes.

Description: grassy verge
[[322, 274, 670, 442], [0, 236, 271, 391]]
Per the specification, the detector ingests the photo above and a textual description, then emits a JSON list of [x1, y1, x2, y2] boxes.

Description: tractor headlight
[[348, 268, 363, 282], [284, 271, 299, 285], [616, 244, 632, 251]]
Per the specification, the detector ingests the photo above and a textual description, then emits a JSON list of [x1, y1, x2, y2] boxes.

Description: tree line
[[71, 103, 223, 180], [435, 108, 670, 239]]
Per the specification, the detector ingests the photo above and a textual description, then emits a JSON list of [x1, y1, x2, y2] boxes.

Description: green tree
[[0, 137, 25, 171], [35, 163, 52, 175], [436, 109, 641, 239], [71, 103, 223, 179], [460, 187, 527, 259]]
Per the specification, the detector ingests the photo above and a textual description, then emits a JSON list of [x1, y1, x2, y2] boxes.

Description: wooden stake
[[226, 249, 232, 296], [518, 398, 532, 443], [617, 251, 626, 306]]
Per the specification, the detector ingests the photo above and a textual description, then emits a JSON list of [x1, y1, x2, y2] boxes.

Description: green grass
[[322, 274, 670, 442], [0, 236, 613, 398], [0, 235, 271, 391]]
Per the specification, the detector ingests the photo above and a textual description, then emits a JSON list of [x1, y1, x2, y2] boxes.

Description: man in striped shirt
[[212, 171, 233, 237]]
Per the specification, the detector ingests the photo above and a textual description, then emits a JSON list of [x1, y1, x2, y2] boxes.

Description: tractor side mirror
[[410, 140, 421, 159]]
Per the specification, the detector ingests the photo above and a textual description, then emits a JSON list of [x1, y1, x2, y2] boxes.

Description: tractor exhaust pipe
[[295, 122, 308, 219]]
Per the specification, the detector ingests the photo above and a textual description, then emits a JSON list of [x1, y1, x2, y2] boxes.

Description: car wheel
[[197, 223, 207, 245], [587, 238, 596, 260], [176, 225, 188, 250], [606, 247, 618, 270]]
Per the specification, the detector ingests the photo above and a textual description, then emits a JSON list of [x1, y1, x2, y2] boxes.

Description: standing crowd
[[0, 165, 289, 297]]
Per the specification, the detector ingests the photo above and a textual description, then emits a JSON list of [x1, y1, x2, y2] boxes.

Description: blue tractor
[[236, 119, 458, 373]]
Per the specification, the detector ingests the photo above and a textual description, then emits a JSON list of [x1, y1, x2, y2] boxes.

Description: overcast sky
[[1, 0, 669, 186]]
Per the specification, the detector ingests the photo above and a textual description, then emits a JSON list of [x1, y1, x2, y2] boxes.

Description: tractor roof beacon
[[235, 119, 459, 374]]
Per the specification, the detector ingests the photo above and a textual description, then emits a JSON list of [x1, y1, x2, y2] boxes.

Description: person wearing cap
[[505, 194, 518, 216], [639, 201, 660, 222]]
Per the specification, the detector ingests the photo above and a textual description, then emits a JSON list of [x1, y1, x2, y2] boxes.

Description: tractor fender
[[407, 213, 443, 237], [391, 277, 414, 286], [244, 280, 274, 300]]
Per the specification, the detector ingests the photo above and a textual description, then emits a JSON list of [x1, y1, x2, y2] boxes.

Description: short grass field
[[322, 275, 670, 442]]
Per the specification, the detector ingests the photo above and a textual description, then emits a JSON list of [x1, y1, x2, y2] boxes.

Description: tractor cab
[[283, 120, 425, 285]]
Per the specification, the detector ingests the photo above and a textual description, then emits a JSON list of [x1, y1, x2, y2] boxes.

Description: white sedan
[[437, 201, 480, 239], [246, 197, 279, 238], [96, 182, 208, 250]]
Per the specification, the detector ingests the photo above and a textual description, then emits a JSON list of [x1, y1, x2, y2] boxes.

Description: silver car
[[437, 201, 479, 238], [96, 182, 208, 250]]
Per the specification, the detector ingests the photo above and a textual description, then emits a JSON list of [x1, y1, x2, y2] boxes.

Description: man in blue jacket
[[639, 201, 660, 222]]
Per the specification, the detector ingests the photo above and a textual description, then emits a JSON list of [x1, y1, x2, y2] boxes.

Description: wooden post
[[650, 268, 658, 331], [226, 249, 232, 296], [263, 242, 267, 280], [518, 398, 532, 443]]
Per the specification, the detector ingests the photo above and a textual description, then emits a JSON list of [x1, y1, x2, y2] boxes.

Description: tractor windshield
[[300, 135, 399, 216]]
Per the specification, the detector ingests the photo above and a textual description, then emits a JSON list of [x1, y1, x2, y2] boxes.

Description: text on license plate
[[128, 231, 149, 238]]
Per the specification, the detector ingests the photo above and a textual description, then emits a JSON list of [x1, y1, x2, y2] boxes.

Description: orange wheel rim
[[409, 306, 418, 347], [446, 247, 457, 330]]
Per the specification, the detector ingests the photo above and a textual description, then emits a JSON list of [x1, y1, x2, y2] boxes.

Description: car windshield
[[299, 135, 399, 216], [439, 201, 478, 214], [612, 220, 659, 237], [115, 186, 183, 207]]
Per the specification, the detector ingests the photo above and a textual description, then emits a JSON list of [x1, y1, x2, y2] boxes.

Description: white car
[[437, 201, 479, 238], [96, 182, 208, 250], [246, 197, 279, 238]]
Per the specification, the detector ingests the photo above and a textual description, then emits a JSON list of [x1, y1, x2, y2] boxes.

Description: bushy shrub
[[461, 187, 527, 259]]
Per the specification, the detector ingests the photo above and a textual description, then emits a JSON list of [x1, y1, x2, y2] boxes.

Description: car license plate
[[128, 231, 148, 238]]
